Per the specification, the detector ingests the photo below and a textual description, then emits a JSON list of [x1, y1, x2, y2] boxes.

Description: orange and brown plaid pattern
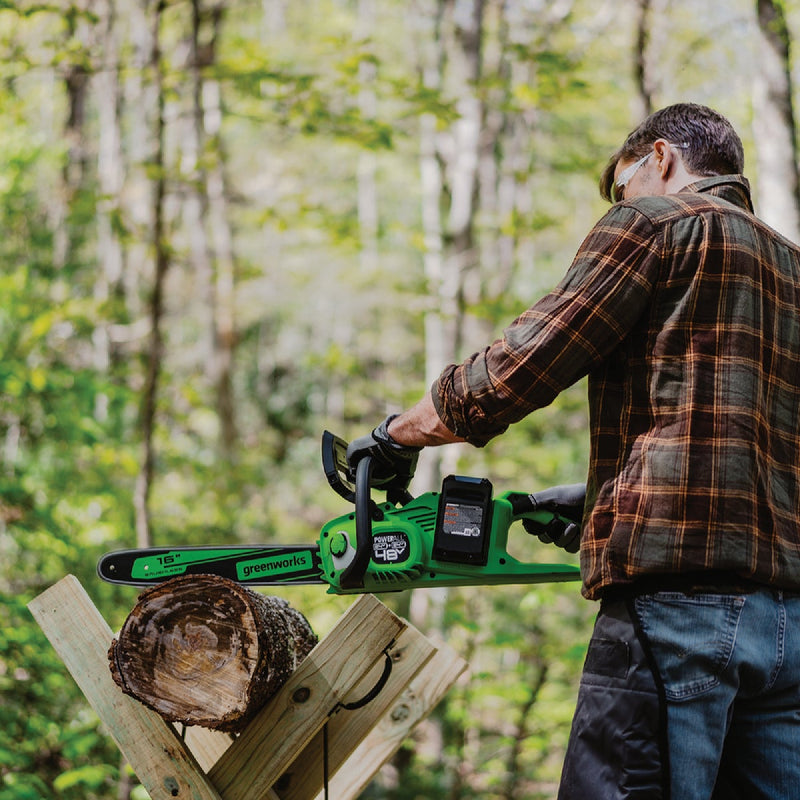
[[434, 176, 800, 599]]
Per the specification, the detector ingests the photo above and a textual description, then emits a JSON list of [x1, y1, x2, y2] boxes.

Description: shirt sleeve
[[433, 204, 665, 446]]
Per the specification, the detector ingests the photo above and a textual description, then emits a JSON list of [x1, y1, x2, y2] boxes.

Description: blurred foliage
[[0, 596, 120, 800], [0, 0, 765, 797]]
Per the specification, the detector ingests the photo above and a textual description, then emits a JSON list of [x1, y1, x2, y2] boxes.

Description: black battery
[[433, 475, 493, 565]]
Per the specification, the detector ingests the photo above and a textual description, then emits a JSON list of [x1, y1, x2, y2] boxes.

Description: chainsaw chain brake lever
[[322, 429, 416, 590], [321, 429, 414, 503]]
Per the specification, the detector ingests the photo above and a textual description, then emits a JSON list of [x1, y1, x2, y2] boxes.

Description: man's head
[[600, 103, 745, 202]]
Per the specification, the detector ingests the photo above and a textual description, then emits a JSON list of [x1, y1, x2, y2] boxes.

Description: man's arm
[[385, 391, 465, 448]]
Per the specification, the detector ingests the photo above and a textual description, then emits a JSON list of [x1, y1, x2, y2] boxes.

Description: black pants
[[558, 598, 668, 799]]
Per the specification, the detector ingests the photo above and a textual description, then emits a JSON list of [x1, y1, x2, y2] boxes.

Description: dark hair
[[599, 103, 745, 201]]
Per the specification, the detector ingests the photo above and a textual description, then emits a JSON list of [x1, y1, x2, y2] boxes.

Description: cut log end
[[109, 574, 317, 732]]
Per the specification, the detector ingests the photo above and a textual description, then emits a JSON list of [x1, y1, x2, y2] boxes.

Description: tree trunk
[[109, 574, 318, 732], [200, 3, 239, 453], [415, 0, 448, 496], [119, 0, 153, 323], [501, 657, 548, 800], [184, 0, 215, 365], [54, 0, 94, 270], [632, 0, 654, 120], [95, 0, 125, 426], [133, 0, 169, 547], [753, 0, 800, 241], [414, 0, 485, 493], [442, 0, 484, 374], [357, 0, 379, 276]]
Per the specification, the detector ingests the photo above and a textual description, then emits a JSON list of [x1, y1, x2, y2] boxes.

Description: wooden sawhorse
[[29, 576, 467, 800]]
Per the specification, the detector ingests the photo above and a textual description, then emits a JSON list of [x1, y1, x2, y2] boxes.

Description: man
[[346, 103, 800, 799]]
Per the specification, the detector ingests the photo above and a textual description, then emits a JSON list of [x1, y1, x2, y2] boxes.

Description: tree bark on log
[[109, 574, 318, 732]]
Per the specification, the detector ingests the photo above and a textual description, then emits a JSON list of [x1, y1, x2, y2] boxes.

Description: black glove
[[522, 483, 585, 554], [345, 415, 422, 491]]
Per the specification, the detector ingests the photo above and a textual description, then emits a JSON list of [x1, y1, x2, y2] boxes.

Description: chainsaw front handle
[[339, 455, 376, 590]]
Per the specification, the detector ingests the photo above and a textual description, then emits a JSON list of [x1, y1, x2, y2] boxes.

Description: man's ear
[[653, 139, 677, 180]]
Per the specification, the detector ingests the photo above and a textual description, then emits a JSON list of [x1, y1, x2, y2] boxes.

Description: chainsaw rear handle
[[507, 492, 542, 517], [506, 486, 585, 520], [505, 488, 584, 554]]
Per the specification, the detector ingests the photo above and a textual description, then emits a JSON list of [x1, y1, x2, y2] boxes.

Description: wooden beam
[[28, 575, 223, 800], [274, 622, 435, 800], [30, 577, 466, 800], [314, 641, 467, 800], [208, 593, 406, 800], [177, 726, 232, 773]]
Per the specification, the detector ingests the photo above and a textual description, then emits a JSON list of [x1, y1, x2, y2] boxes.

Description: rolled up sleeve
[[433, 205, 662, 446]]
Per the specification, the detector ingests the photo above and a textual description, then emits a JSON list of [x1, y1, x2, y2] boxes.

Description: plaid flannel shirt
[[434, 176, 800, 599]]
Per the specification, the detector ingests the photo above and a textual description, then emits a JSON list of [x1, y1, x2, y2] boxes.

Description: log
[[109, 574, 318, 733]]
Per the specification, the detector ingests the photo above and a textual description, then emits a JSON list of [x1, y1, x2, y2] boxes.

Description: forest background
[[2, 0, 800, 798]]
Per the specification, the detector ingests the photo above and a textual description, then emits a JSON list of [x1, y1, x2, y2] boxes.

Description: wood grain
[[108, 574, 317, 732]]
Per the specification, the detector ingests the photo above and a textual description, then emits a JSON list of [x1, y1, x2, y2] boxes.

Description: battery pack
[[433, 475, 493, 565]]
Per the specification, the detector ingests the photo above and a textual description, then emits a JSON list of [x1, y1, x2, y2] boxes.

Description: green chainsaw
[[97, 431, 582, 593]]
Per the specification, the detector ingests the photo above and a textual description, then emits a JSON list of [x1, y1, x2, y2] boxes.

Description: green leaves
[[0, 596, 119, 799], [0, 0, 762, 797], [53, 765, 116, 794]]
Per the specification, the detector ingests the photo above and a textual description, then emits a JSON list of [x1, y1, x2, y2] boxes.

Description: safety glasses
[[612, 143, 689, 203]]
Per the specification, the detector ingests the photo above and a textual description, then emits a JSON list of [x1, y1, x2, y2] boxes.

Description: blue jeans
[[559, 588, 800, 800], [636, 588, 800, 800]]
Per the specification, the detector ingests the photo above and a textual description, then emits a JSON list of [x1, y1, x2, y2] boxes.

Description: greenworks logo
[[237, 551, 313, 580]]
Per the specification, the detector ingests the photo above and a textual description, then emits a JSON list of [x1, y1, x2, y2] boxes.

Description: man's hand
[[346, 415, 422, 490], [522, 483, 586, 554]]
